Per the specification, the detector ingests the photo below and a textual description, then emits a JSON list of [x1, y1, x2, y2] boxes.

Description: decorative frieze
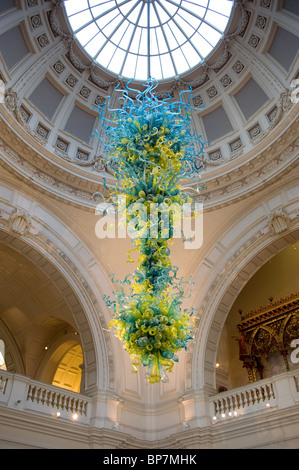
[[197, 136, 299, 208], [1, 116, 298, 214]]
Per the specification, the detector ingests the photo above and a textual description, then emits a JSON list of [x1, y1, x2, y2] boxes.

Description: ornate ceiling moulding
[[48, 0, 117, 91], [1, 92, 112, 197], [4, 88, 49, 147], [48, 0, 250, 93], [0, 134, 108, 213], [0, 108, 298, 214], [3, 81, 296, 190], [196, 134, 299, 211], [201, 89, 296, 169]]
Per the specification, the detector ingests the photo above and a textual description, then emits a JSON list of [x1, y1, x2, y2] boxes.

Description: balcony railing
[[0, 371, 91, 424], [1, 368, 299, 427], [210, 368, 299, 423]]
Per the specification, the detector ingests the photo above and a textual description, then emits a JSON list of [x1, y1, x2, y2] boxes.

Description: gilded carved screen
[[236, 292, 299, 382]]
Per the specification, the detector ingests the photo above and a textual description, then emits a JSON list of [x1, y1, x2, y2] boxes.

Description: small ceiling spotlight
[[72, 413, 78, 420]]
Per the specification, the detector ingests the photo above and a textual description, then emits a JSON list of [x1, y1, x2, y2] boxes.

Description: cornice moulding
[[0, 107, 298, 212]]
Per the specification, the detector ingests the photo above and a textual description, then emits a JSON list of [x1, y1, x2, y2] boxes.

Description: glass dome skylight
[[64, 0, 234, 81]]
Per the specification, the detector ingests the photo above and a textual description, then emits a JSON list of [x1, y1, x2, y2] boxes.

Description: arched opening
[[216, 241, 299, 391], [0, 230, 99, 393], [52, 343, 83, 393], [0, 339, 7, 370], [0, 239, 80, 383]]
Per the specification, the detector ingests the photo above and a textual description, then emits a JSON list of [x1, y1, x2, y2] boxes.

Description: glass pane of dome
[[64, 0, 234, 81]]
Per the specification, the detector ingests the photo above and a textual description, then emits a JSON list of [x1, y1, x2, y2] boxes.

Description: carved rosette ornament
[[4, 88, 48, 145]]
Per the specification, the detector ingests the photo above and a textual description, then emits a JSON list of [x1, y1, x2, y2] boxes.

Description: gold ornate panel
[[236, 292, 299, 382]]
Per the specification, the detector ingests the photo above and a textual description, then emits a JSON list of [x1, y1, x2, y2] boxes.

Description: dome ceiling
[[64, 0, 234, 81], [0, 0, 298, 212]]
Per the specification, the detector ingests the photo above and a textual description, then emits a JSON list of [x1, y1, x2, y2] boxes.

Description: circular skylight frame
[[64, 0, 235, 81]]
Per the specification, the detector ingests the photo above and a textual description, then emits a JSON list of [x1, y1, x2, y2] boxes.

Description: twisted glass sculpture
[[95, 78, 205, 383]]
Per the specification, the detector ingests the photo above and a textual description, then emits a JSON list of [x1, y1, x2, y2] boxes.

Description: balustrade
[[211, 369, 299, 421], [1, 369, 298, 427], [0, 371, 91, 423], [212, 379, 276, 418]]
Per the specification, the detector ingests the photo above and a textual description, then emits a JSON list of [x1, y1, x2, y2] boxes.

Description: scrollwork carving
[[268, 209, 290, 235], [5, 88, 48, 145], [8, 209, 31, 236]]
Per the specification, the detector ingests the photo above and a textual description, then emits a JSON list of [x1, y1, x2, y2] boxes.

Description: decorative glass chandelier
[[94, 78, 205, 383]]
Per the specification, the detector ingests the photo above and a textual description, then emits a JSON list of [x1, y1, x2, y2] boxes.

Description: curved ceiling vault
[[0, 230, 91, 389], [0, 0, 297, 214]]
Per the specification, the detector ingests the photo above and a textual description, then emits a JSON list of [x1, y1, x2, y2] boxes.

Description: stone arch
[[0, 317, 25, 374], [0, 183, 114, 394], [198, 227, 299, 393], [35, 331, 82, 386], [191, 183, 299, 393]]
